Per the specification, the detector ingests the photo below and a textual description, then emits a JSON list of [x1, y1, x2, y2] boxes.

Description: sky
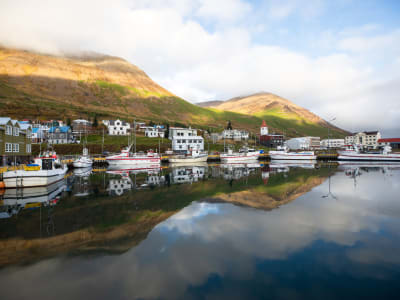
[[0, 0, 399, 136]]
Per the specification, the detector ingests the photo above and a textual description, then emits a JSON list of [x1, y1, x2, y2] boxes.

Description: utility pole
[[328, 117, 336, 153], [102, 128, 104, 155]]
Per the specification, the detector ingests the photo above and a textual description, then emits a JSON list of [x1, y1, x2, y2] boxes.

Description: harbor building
[[345, 131, 381, 149], [72, 119, 92, 135], [320, 139, 345, 148], [221, 129, 249, 141], [169, 127, 204, 153], [47, 126, 74, 144], [286, 136, 320, 150], [102, 119, 131, 135], [0, 117, 32, 166], [378, 138, 400, 150], [144, 127, 165, 138], [259, 120, 284, 148]]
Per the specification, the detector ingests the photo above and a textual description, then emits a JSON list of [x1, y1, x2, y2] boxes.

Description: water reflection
[[0, 180, 65, 219], [0, 163, 400, 299]]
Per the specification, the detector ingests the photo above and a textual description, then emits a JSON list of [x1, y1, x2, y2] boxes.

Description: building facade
[[102, 119, 131, 135], [221, 129, 249, 141], [72, 119, 92, 135], [144, 127, 165, 138], [320, 139, 345, 148], [0, 117, 32, 166], [169, 127, 204, 152], [286, 136, 320, 150], [48, 126, 74, 144], [345, 131, 381, 148]]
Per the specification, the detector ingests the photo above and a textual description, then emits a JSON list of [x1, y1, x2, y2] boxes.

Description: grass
[[0, 77, 347, 138]]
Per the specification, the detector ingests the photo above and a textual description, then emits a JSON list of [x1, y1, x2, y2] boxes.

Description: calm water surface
[[1, 162, 400, 299]]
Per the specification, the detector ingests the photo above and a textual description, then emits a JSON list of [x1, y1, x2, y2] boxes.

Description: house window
[[13, 143, 19, 152], [6, 125, 12, 135], [26, 144, 31, 153], [5, 143, 12, 152], [14, 127, 19, 136]]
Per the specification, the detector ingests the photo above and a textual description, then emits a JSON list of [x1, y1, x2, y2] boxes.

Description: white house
[[221, 129, 249, 141], [102, 119, 131, 135], [144, 127, 165, 138], [320, 139, 345, 148], [169, 127, 204, 152], [286, 136, 320, 150], [345, 131, 381, 148]]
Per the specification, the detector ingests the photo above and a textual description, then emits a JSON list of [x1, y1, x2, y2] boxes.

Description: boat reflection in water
[[0, 179, 66, 219], [72, 167, 92, 197]]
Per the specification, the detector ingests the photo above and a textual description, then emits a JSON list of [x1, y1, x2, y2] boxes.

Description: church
[[259, 120, 284, 148]]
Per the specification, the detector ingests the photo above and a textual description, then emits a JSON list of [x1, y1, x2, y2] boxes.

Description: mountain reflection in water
[[0, 162, 400, 300]]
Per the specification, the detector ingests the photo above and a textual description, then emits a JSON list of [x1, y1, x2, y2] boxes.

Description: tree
[[149, 120, 155, 127], [165, 123, 170, 139], [226, 120, 232, 130], [66, 118, 71, 127], [93, 115, 98, 128]]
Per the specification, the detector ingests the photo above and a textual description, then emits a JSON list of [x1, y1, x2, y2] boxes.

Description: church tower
[[260, 120, 268, 136]]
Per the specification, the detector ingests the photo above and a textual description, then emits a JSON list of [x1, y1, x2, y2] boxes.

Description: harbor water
[[1, 162, 400, 299]]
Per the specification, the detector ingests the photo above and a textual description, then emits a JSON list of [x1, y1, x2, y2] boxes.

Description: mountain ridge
[[198, 92, 347, 136]]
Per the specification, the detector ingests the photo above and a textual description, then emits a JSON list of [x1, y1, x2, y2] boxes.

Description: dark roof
[[364, 131, 378, 135]]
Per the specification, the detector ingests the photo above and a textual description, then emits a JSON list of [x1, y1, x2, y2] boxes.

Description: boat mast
[[134, 119, 136, 153]]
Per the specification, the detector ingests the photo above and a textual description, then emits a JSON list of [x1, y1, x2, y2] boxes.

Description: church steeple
[[261, 120, 268, 136]]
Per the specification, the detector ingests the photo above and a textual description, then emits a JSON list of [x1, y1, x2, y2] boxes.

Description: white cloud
[[0, 0, 399, 135]]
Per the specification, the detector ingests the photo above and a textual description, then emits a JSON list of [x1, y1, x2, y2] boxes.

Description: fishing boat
[[220, 146, 260, 163], [73, 147, 93, 168], [269, 146, 316, 160], [338, 144, 400, 161], [168, 148, 208, 163], [105, 145, 161, 165], [2, 151, 67, 188]]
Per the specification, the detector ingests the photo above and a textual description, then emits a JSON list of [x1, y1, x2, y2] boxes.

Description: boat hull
[[106, 157, 161, 165], [72, 160, 93, 168], [169, 155, 208, 163], [338, 153, 400, 161], [3, 168, 67, 188], [220, 152, 260, 163], [269, 153, 316, 160]]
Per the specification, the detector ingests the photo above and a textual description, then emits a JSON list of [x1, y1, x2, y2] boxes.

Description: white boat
[[73, 147, 93, 168], [269, 146, 316, 160], [220, 147, 260, 163], [338, 144, 400, 161], [106, 145, 161, 165], [168, 149, 208, 163], [3, 152, 67, 188]]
